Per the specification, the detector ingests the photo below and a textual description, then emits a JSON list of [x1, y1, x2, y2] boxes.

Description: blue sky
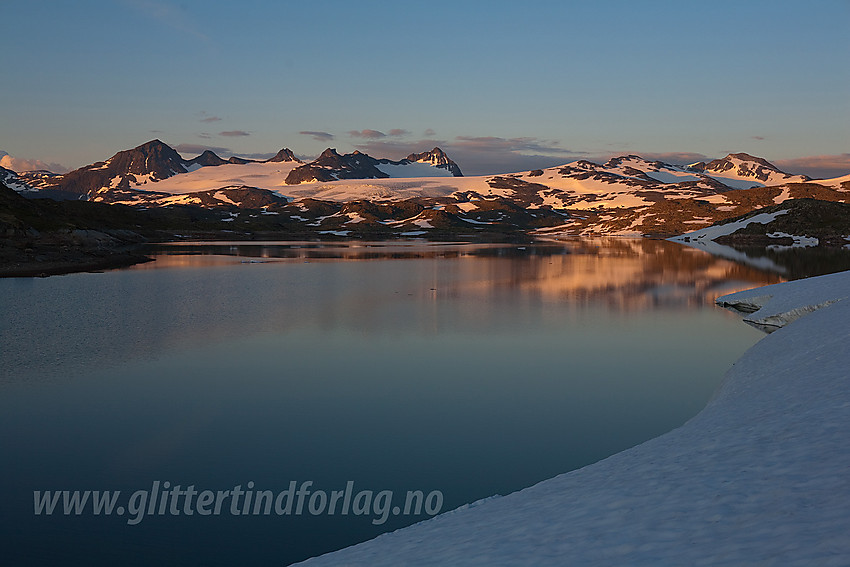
[[1, 0, 848, 176]]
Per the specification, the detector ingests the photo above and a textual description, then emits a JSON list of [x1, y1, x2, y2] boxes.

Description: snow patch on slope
[[669, 210, 788, 243]]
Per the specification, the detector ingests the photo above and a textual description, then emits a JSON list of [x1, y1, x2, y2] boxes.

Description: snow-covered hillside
[[136, 152, 838, 211], [373, 161, 455, 178], [131, 161, 302, 194], [0, 166, 36, 194]]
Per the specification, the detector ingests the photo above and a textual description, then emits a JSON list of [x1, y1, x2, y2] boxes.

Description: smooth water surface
[[0, 239, 777, 565]]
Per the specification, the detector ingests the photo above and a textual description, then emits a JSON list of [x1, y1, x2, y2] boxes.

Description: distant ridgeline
[[2, 139, 849, 241]]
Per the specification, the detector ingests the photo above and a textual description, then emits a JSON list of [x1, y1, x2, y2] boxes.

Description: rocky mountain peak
[[405, 147, 463, 176], [604, 155, 646, 168], [720, 153, 781, 170], [189, 150, 228, 167], [285, 148, 389, 184], [266, 148, 299, 163], [687, 153, 808, 185], [709, 153, 790, 179], [109, 139, 188, 178], [318, 148, 342, 160]]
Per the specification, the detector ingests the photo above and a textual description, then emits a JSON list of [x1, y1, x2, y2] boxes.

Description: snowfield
[[374, 161, 456, 178], [109, 152, 847, 215], [131, 161, 301, 194], [281, 177, 482, 202], [298, 271, 850, 566]]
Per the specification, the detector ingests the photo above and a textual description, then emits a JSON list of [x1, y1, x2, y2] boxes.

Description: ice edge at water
[[298, 270, 850, 566]]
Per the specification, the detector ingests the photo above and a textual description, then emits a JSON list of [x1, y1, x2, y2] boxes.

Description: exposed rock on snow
[[284, 147, 463, 185], [688, 152, 809, 187], [672, 199, 850, 249]]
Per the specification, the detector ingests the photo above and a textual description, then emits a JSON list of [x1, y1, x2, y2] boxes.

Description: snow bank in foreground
[[717, 269, 849, 331], [298, 271, 850, 566]]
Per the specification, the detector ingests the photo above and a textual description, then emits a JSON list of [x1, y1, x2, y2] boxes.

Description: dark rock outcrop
[[713, 199, 850, 247], [266, 148, 300, 163], [285, 148, 391, 184], [188, 150, 228, 167], [285, 147, 463, 184], [228, 156, 256, 165]]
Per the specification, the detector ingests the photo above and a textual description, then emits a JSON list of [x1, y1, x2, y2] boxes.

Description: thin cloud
[[174, 143, 231, 156], [775, 154, 850, 179], [219, 130, 250, 137], [424, 129, 436, 137], [299, 131, 335, 142], [388, 129, 409, 137], [453, 136, 579, 156], [348, 129, 386, 139], [123, 0, 210, 42], [197, 110, 221, 123], [751, 136, 765, 141]]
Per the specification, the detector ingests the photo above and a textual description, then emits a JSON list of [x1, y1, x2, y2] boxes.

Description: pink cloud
[[0, 154, 69, 173], [348, 129, 386, 139], [299, 131, 335, 141], [774, 154, 850, 179]]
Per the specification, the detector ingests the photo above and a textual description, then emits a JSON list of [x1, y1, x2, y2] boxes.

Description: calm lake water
[[0, 238, 777, 565]]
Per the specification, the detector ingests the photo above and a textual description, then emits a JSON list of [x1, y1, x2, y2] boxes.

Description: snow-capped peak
[[688, 153, 808, 187], [404, 148, 463, 176]]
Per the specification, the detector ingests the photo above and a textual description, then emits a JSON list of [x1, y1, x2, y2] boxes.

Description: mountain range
[[2, 139, 849, 241]]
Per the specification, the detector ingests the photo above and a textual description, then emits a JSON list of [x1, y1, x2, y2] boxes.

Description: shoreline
[[0, 232, 542, 278], [297, 270, 850, 565], [0, 237, 153, 278], [0, 253, 153, 278]]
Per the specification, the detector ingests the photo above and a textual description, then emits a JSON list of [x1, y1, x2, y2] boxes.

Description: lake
[[0, 238, 777, 565]]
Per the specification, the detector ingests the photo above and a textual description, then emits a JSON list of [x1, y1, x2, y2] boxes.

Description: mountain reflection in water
[[0, 238, 786, 567], [139, 238, 784, 310]]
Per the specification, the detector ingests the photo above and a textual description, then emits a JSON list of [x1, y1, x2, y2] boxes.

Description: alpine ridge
[[283, 147, 462, 185], [5, 139, 848, 241]]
